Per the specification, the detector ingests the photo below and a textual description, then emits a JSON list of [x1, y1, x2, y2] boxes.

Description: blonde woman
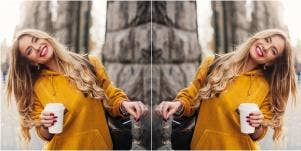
[[156, 29, 297, 149], [6, 29, 148, 150]]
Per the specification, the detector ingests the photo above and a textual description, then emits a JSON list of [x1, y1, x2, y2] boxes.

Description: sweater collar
[[40, 69, 63, 76], [241, 69, 263, 76]]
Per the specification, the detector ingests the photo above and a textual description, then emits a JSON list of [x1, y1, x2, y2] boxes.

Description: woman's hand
[[38, 111, 56, 140], [247, 110, 265, 140], [247, 111, 264, 128], [155, 101, 182, 120], [40, 112, 57, 128], [121, 101, 148, 121]]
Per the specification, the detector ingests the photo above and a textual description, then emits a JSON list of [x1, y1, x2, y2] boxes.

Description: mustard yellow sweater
[[31, 55, 128, 150], [176, 56, 272, 150]]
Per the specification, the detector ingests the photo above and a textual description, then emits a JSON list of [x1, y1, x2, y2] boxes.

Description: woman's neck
[[45, 57, 60, 72], [243, 57, 258, 72]]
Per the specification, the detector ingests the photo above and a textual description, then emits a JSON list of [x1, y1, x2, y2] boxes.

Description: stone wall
[[103, 1, 151, 149], [18, 1, 92, 53], [103, 1, 200, 149], [211, 1, 286, 53]]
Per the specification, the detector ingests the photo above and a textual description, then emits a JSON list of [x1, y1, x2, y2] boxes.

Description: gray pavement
[[259, 81, 301, 149]]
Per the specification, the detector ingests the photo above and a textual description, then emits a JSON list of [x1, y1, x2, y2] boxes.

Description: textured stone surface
[[151, 1, 200, 149], [106, 1, 150, 31], [211, 1, 287, 53], [19, 1, 53, 33], [104, 1, 199, 149], [104, 1, 151, 149], [152, 1, 197, 31], [151, 63, 199, 105], [54, 1, 91, 53], [251, 1, 287, 33], [211, 1, 251, 52], [18, 1, 92, 53], [103, 23, 151, 63], [152, 23, 201, 63], [105, 63, 150, 102]]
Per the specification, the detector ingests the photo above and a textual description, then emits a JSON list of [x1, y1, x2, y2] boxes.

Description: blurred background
[[1, 0, 300, 150]]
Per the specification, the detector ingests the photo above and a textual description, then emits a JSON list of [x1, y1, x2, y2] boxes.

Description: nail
[[249, 113, 253, 116], [246, 116, 249, 118], [54, 116, 58, 118], [50, 113, 54, 116], [246, 120, 250, 122], [54, 120, 57, 122]]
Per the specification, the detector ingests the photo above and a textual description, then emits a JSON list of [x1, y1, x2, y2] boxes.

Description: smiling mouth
[[40, 45, 48, 57], [255, 46, 264, 57]]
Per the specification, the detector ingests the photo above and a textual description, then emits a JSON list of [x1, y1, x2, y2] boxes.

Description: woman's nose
[[32, 44, 40, 52], [263, 44, 272, 53]]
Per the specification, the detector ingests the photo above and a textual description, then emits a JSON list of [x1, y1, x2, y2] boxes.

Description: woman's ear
[[263, 62, 273, 70], [264, 60, 275, 67]]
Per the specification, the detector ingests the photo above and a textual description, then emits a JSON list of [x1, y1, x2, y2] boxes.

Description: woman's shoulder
[[199, 55, 216, 69], [86, 55, 103, 66]]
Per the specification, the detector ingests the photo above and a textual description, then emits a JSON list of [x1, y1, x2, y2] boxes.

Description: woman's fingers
[[139, 102, 148, 116], [166, 107, 177, 120], [159, 102, 165, 116], [125, 101, 179, 121], [40, 114, 57, 120], [42, 123, 53, 128], [248, 112, 264, 120], [40, 111, 57, 128], [40, 119, 56, 125], [250, 123, 261, 127], [155, 105, 161, 115], [249, 111, 262, 117], [248, 119, 262, 124], [155, 102, 165, 117], [126, 107, 138, 119], [154, 101, 181, 120], [137, 101, 147, 116], [247, 111, 263, 128], [134, 103, 142, 120], [162, 103, 170, 119]]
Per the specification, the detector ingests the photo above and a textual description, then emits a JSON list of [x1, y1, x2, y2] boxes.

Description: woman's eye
[[34, 37, 38, 42], [27, 48, 32, 55], [264, 38, 269, 42], [272, 48, 277, 55]]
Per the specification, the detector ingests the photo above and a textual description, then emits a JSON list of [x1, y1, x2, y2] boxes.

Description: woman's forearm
[[38, 126, 54, 141], [249, 125, 264, 140]]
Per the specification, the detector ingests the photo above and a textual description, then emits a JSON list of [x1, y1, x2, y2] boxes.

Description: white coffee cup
[[44, 103, 65, 134], [238, 103, 260, 134]]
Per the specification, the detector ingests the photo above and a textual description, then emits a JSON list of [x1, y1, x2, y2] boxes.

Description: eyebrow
[[25, 37, 34, 55], [270, 37, 279, 54], [268, 36, 272, 43], [31, 36, 35, 43]]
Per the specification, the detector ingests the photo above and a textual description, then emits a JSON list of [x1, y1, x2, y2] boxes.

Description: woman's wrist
[[255, 123, 263, 130], [37, 125, 54, 141], [174, 100, 184, 116], [120, 100, 130, 117], [249, 123, 265, 140]]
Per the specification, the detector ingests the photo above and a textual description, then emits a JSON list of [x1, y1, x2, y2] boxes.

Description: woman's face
[[249, 35, 285, 65], [18, 35, 54, 65]]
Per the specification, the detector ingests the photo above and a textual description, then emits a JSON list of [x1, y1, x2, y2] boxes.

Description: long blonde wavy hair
[[198, 29, 297, 141], [6, 29, 106, 143]]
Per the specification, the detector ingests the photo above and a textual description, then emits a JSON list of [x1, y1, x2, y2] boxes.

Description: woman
[[156, 29, 297, 149], [6, 29, 148, 150]]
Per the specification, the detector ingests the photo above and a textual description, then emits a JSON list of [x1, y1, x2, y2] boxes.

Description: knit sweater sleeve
[[175, 56, 215, 117]]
